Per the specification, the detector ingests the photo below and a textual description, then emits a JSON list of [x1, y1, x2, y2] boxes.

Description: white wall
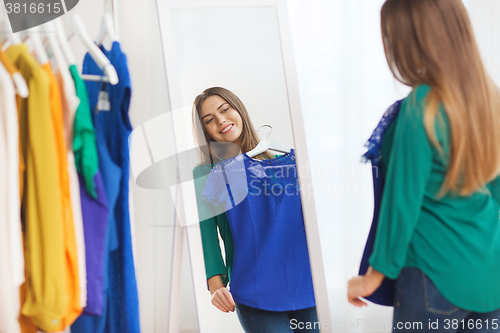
[[469, 0, 500, 87], [287, 1, 408, 331]]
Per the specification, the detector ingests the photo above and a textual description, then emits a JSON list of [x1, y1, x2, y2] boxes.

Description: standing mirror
[[154, 1, 332, 331]]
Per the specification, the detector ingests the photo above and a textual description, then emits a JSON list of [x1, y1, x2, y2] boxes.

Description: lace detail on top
[[362, 100, 403, 164], [202, 149, 299, 209]]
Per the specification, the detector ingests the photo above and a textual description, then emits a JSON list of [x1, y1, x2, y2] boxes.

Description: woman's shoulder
[[193, 163, 214, 178], [413, 84, 432, 100], [398, 84, 433, 122], [397, 84, 449, 150], [403, 84, 432, 109]]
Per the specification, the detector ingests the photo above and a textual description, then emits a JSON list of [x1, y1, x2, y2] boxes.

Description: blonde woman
[[348, 0, 500, 331]]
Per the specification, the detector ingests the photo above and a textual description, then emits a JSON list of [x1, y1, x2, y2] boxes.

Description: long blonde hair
[[381, 0, 500, 196], [192, 87, 273, 165]]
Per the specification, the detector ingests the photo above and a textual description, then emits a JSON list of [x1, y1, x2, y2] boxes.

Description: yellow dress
[[5, 44, 66, 333], [42, 62, 83, 330]]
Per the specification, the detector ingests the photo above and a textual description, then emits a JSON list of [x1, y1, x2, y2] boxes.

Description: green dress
[[193, 154, 280, 288], [369, 84, 500, 312], [69, 64, 99, 198]]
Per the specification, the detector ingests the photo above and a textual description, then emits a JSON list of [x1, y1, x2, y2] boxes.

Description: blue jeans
[[394, 267, 500, 332], [235, 303, 319, 333]]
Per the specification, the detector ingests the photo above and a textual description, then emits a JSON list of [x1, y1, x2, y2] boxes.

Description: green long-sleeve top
[[369, 84, 500, 312], [193, 163, 234, 287]]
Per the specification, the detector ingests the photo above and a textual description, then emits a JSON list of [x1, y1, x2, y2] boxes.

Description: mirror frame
[[155, 0, 332, 331]]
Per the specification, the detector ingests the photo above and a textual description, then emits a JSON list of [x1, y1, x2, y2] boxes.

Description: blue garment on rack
[[202, 149, 315, 311], [359, 100, 403, 306], [72, 41, 139, 333]]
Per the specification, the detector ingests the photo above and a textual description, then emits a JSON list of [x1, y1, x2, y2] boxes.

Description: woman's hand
[[207, 275, 235, 312], [211, 287, 236, 313], [347, 266, 385, 307]]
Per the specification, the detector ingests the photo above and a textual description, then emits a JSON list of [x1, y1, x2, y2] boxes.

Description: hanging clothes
[[69, 64, 109, 316], [56, 66, 87, 309], [0, 48, 22, 77], [0, 50, 25, 294], [71, 64, 99, 198], [358, 100, 402, 306], [0, 58, 23, 333], [0, 48, 24, 295], [72, 41, 140, 333], [202, 149, 315, 311], [5, 44, 66, 333], [42, 62, 83, 330]]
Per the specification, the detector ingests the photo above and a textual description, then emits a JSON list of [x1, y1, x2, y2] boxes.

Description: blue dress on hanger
[[358, 100, 402, 306], [202, 149, 315, 311], [71, 41, 140, 333]]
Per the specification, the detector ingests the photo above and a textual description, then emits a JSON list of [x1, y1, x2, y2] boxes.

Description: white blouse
[[0, 59, 23, 333]]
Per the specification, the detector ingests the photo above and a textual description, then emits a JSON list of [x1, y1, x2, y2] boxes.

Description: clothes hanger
[[26, 26, 50, 65], [10, 16, 49, 65], [0, 18, 21, 48], [0, 12, 28, 98], [0, 3, 21, 48], [246, 125, 291, 158], [8, 66, 29, 98], [95, 12, 118, 46], [54, 18, 76, 65], [55, 15, 118, 84], [72, 14, 118, 85], [43, 21, 69, 72]]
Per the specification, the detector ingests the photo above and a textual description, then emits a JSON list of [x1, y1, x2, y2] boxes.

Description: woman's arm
[[369, 86, 433, 279], [208, 275, 235, 312], [349, 86, 434, 306], [193, 164, 235, 312], [208, 275, 225, 294], [199, 214, 235, 313], [193, 165, 230, 283]]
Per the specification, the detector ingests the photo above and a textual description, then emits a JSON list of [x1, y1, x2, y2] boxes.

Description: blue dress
[[202, 149, 315, 311], [358, 100, 402, 306], [72, 41, 140, 333]]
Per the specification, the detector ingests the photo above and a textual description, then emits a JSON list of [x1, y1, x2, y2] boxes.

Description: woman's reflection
[[192, 87, 319, 333]]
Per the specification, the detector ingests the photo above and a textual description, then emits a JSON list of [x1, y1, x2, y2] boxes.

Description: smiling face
[[200, 95, 244, 147]]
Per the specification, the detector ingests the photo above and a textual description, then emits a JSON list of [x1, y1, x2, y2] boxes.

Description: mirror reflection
[[165, 5, 320, 332], [192, 87, 318, 332]]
